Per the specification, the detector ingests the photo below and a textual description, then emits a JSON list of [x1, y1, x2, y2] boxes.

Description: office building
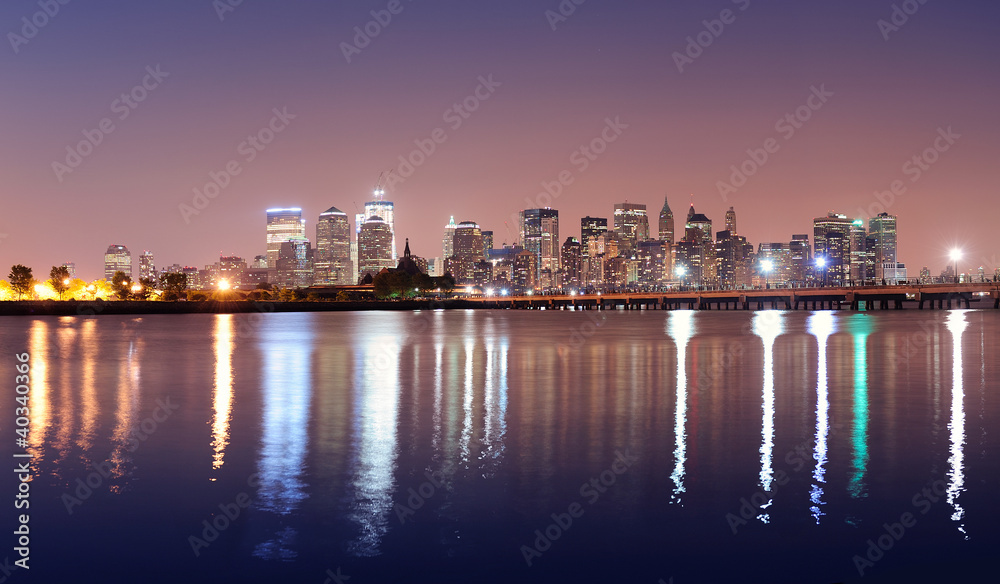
[[358, 216, 395, 279], [266, 208, 305, 270], [104, 244, 132, 282], [315, 207, 352, 285], [658, 196, 675, 244], [613, 202, 649, 252], [519, 208, 560, 280], [868, 212, 897, 281]]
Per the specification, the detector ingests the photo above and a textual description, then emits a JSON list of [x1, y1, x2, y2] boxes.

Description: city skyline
[[2, 1, 998, 281]]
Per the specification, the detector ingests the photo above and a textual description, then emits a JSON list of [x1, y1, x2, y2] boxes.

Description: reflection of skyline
[[809, 312, 834, 523], [754, 311, 783, 523], [255, 317, 313, 560], [667, 311, 694, 503], [211, 315, 234, 473], [946, 311, 968, 538], [847, 315, 872, 499]]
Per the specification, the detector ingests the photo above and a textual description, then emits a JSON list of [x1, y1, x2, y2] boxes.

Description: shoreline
[[0, 298, 992, 316], [0, 299, 473, 316]]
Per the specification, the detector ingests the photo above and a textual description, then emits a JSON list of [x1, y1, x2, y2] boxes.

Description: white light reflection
[[254, 320, 313, 560], [946, 311, 968, 538], [667, 311, 695, 502], [211, 315, 234, 473], [754, 311, 783, 521], [346, 333, 401, 557], [480, 337, 509, 475], [461, 337, 474, 466], [808, 312, 834, 523]]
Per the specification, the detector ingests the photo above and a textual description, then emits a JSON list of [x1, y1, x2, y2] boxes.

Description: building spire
[[404, 238, 411, 258]]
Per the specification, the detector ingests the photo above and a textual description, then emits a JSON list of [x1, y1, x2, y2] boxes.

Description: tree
[[8, 265, 33, 300], [159, 272, 188, 297], [49, 266, 71, 300], [335, 291, 350, 302], [112, 271, 132, 300], [137, 277, 156, 300]]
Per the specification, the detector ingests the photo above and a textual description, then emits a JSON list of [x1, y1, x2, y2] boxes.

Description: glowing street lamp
[[950, 248, 962, 283], [815, 257, 827, 287], [675, 265, 687, 283], [218, 278, 231, 291], [761, 259, 774, 288]]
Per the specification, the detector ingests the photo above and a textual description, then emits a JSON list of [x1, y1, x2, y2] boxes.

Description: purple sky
[[2, 0, 999, 280]]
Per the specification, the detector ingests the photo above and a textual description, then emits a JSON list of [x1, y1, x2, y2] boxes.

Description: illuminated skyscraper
[[266, 208, 305, 269], [813, 212, 852, 285], [104, 244, 132, 281], [849, 219, 868, 283], [451, 221, 485, 284], [315, 207, 352, 285], [725, 207, 737, 234], [519, 208, 559, 280], [613, 202, 649, 251], [561, 237, 582, 289], [868, 212, 897, 281], [580, 216, 608, 257], [442, 216, 457, 262], [658, 197, 675, 244], [358, 216, 395, 279], [139, 250, 155, 282]]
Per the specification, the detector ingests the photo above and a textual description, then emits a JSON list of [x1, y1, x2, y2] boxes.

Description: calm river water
[[1, 309, 997, 583]]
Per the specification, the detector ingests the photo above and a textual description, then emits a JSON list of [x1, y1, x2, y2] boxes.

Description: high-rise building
[[715, 230, 753, 288], [442, 216, 457, 263], [658, 197, 675, 244], [813, 212, 853, 285], [104, 244, 132, 281], [61, 262, 76, 279], [482, 230, 494, 254], [683, 206, 713, 285], [512, 249, 538, 293], [358, 216, 395, 279], [756, 243, 793, 286], [451, 221, 485, 284], [580, 216, 608, 257], [725, 207, 737, 234], [789, 234, 811, 284], [561, 237, 582, 289], [519, 208, 559, 281], [849, 219, 868, 284], [636, 240, 669, 289], [275, 238, 313, 288], [868, 212, 897, 281], [266, 208, 305, 270], [139, 251, 155, 282], [218, 256, 247, 288], [613, 203, 649, 252], [315, 207, 352, 285], [355, 187, 397, 261]]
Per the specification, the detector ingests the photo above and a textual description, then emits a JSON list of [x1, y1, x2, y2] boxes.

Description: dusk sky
[[2, 0, 999, 281]]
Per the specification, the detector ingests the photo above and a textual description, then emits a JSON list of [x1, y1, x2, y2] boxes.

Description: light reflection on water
[[3, 310, 996, 582]]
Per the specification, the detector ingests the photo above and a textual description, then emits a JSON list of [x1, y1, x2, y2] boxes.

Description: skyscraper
[[561, 237, 582, 289], [613, 203, 649, 251], [355, 186, 397, 261], [868, 212, 897, 281], [266, 208, 305, 270], [104, 244, 132, 281], [451, 221, 485, 284], [813, 212, 853, 285], [519, 208, 559, 281], [358, 216, 395, 279], [139, 250, 155, 282], [442, 216, 457, 263], [849, 219, 868, 283], [276, 237, 313, 288], [658, 196, 674, 244], [315, 207, 352, 285], [580, 216, 608, 257], [725, 207, 737, 234]]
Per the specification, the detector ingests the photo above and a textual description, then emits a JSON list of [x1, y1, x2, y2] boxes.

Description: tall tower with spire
[[442, 216, 457, 262], [658, 196, 674, 244], [725, 206, 736, 234]]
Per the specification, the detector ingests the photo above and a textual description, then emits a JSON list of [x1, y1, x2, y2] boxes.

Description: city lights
[[218, 279, 231, 291]]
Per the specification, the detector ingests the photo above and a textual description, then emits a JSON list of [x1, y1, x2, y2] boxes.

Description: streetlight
[[675, 265, 687, 289], [815, 257, 827, 287], [218, 278, 231, 291], [761, 259, 774, 289], [950, 248, 962, 283]]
